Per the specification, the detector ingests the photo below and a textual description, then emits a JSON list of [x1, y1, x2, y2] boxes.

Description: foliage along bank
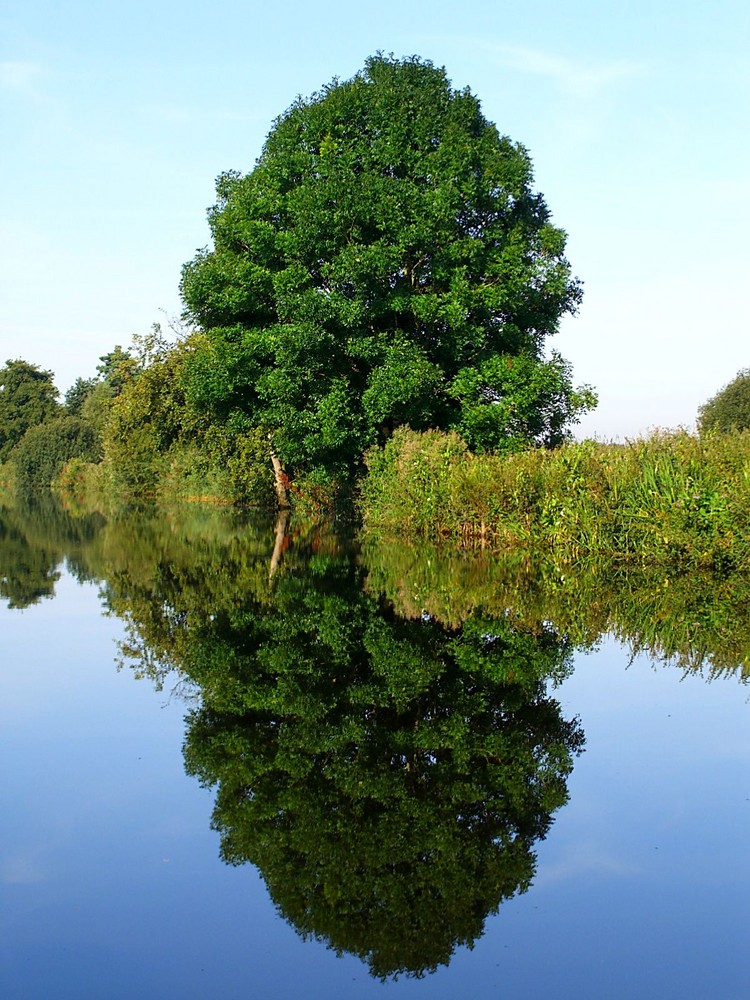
[[359, 426, 750, 572]]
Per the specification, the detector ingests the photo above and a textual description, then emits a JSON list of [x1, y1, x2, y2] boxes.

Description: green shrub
[[159, 427, 275, 507], [698, 368, 750, 433], [54, 457, 108, 513], [12, 416, 102, 491]]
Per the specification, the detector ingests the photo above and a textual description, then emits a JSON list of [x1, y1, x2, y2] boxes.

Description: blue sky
[[2, 0, 748, 438]]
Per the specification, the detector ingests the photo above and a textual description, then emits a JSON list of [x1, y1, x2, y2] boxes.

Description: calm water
[[1, 498, 748, 999]]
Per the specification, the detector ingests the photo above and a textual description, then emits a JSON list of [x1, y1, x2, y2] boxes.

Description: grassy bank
[[360, 427, 750, 571]]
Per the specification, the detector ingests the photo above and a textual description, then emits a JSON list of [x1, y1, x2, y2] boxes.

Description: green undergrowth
[[360, 427, 750, 572]]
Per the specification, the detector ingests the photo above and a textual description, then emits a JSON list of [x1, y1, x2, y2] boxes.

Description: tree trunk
[[269, 446, 290, 509]]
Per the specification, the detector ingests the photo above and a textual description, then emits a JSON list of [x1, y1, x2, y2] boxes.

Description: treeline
[[0, 327, 277, 508], [0, 357, 101, 494], [3, 338, 750, 582], [4, 52, 750, 546]]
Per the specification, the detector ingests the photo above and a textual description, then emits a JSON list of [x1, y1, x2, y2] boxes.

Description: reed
[[360, 428, 750, 571]]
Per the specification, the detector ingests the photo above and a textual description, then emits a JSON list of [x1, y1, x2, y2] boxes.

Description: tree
[[0, 360, 61, 464], [64, 377, 99, 416], [95, 345, 139, 396], [12, 416, 102, 491], [697, 368, 750, 434], [180, 54, 595, 498]]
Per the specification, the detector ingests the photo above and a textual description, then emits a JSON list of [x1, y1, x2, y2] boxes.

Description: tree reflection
[[0, 498, 61, 607], [0, 494, 103, 607], [178, 540, 584, 978]]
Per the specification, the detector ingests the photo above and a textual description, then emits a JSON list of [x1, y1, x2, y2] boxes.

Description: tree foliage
[[0, 359, 61, 463], [64, 377, 99, 416], [697, 368, 750, 434], [12, 416, 102, 492], [98, 328, 275, 503], [181, 55, 594, 488]]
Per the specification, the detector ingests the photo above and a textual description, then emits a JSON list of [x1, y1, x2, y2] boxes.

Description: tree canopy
[[697, 368, 750, 434], [180, 54, 595, 494], [0, 359, 60, 464]]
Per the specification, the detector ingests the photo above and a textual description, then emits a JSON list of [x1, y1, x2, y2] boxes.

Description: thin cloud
[[0, 60, 40, 94], [476, 42, 642, 98], [1, 854, 46, 885], [534, 843, 644, 888]]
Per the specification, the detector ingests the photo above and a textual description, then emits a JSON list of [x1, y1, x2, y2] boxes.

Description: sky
[[1, 0, 748, 440]]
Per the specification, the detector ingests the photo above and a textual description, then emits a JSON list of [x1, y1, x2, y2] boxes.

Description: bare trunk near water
[[269, 447, 290, 509]]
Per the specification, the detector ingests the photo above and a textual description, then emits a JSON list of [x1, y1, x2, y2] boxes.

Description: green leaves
[[698, 368, 750, 434], [451, 352, 597, 453], [362, 340, 445, 430], [0, 360, 61, 464], [12, 416, 101, 492], [180, 55, 590, 489]]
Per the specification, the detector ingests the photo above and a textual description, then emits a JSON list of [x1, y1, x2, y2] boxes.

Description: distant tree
[[64, 377, 99, 416], [96, 345, 139, 397], [180, 54, 595, 500], [698, 368, 750, 434], [0, 360, 60, 464], [12, 416, 102, 491]]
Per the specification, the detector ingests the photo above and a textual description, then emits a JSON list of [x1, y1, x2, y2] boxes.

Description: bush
[[12, 416, 102, 491], [54, 457, 108, 513], [360, 427, 750, 570], [698, 368, 750, 433], [160, 426, 275, 507]]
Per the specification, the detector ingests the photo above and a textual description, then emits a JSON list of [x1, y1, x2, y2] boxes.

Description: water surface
[[1, 498, 748, 998]]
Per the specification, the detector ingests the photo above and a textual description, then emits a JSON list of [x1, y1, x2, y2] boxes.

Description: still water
[[1, 498, 748, 999]]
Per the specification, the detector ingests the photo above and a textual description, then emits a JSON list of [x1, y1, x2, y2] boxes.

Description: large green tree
[[0, 360, 61, 464], [180, 55, 594, 500]]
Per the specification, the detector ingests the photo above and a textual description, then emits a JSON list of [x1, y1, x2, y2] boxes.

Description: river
[[1, 497, 748, 998]]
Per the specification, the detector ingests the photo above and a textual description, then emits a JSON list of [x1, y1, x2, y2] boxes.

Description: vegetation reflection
[[0, 495, 102, 608], [72, 508, 584, 978], [3, 494, 748, 975], [177, 538, 583, 978]]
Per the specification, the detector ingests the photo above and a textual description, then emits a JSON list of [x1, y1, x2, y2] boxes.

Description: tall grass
[[360, 427, 750, 571]]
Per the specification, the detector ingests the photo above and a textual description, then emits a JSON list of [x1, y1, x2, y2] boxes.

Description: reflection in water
[[0, 494, 102, 608], [180, 553, 583, 978], [0, 512, 60, 607], [362, 535, 750, 680], [2, 492, 748, 978]]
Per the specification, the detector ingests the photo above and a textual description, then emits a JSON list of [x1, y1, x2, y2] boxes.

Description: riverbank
[[15, 421, 750, 577], [360, 427, 750, 572]]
